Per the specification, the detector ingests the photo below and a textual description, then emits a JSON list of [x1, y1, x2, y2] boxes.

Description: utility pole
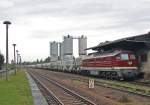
[[3, 21, 11, 81]]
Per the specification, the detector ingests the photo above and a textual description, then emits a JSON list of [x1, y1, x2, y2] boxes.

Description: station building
[[87, 32, 150, 79]]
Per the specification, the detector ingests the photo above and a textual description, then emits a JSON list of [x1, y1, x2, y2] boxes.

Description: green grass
[[94, 78, 150, 95], [0, 70, 33, 105]]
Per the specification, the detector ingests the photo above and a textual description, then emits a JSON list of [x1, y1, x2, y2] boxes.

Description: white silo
[[50, 41, 58, 61], [63, 35, 73, 55], [78, 35, 87, 56]]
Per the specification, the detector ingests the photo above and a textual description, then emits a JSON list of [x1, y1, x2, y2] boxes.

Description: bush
[[0, 53, 4, 70], [144, 72, 150, 79]]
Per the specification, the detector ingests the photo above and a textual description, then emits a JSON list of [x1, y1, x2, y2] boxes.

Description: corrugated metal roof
[[86, 32, 150, 51]]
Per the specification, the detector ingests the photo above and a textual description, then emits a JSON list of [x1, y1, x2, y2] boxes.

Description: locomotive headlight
[[128, 61, 132, 65]]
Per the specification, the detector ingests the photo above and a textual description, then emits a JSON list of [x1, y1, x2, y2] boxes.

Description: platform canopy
[[86, 39, 148, 51]]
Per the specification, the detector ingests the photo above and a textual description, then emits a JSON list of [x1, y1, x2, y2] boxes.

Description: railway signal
[[89, 79, 94, 89]]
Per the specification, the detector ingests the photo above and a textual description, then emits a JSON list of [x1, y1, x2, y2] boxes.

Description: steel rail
[[130, 81, 150, 87], [28, 71, 64, 105]]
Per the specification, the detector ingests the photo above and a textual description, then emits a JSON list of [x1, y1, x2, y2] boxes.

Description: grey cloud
[[1, 0, 150, 18], [30, 31, 51, 39], [30, 30, 63, 39], [1, 0, 150, 33], [0, 0, 130, 17]]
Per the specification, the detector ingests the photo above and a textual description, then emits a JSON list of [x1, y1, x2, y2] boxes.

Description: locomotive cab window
[[130, 54, 136, 60], [121, 54, 129, 60]]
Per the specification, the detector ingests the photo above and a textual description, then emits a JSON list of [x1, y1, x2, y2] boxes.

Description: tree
[[36, 59, 39, 63], [0, 53, 4, 70], [44, 57, 51, 62], [40, 59, 43, 63]]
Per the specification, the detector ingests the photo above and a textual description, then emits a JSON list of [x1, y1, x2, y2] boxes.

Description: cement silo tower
[[59, 42, 63, 60], [78, 35, 87, 56], [50, 41, 58, 61], [63, 35, 73, 55]]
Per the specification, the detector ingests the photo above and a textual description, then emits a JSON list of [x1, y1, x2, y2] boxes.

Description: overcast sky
[[0, 0, 150, 62]]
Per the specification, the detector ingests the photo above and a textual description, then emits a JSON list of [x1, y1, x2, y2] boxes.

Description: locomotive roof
[[83, 50, 130, 59], [87, 32, 150, 51]]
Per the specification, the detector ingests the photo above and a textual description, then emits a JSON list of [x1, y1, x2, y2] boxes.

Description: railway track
[[33, 69, 150, 98], [28, 71, 64, 105], [28, 70, 96, 105]]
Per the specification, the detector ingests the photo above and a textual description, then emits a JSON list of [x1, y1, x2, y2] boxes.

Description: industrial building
[[63, 35, 73, 56], [78, 35, 87, 56], [50, 41, 58, 61], [50, 35, 87, 60], [59, 42, 63, 60]]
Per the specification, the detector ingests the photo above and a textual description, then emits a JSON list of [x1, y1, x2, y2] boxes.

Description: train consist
[[28, 50, 141, 80]]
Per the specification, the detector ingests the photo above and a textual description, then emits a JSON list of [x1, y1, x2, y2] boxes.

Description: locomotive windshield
[[121, 54, 129, 60], [120, 53, 136, 60]]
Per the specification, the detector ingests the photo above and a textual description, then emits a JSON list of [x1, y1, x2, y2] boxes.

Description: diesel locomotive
[[80, 50, 139, 80]]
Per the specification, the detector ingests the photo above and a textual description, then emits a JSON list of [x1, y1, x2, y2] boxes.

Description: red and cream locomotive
[[80, 50, 139, 80]]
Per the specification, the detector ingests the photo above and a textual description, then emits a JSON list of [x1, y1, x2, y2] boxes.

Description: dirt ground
[[32, 69, 150, 105]]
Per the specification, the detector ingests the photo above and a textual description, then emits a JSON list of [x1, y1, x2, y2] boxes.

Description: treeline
[[22, 56, 51, 65]]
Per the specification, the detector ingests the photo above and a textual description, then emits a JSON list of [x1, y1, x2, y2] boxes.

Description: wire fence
[[0, 70, 15, 78]]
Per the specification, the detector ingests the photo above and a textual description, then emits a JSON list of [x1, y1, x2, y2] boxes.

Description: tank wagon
[[29, 50, 141, 80]]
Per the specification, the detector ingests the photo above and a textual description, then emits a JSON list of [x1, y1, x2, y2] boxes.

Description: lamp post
[[17, 54, 21, 70], [12, 44, 16, 75], [3, 21, 11, 81], [19, 54, 22, 69], [16, 50, 18, 70]]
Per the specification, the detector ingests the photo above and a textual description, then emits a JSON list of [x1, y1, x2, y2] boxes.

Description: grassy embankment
[[0, 70, 33, 105]]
